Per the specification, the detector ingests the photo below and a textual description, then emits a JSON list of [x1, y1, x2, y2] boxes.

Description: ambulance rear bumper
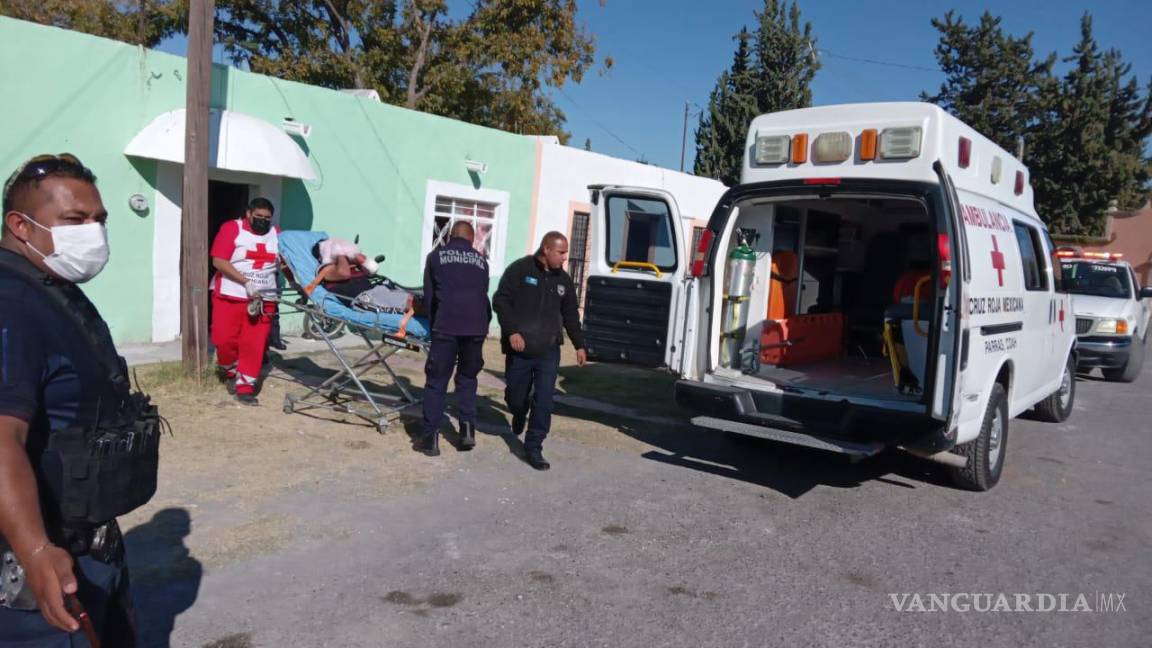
[[674, 379, 952, 454]]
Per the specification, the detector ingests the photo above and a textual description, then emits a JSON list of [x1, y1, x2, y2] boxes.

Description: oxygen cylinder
[[720, 239, 757, 368]]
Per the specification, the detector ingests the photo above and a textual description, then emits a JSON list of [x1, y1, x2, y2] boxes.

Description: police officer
[[415, 221, 491, 456], [1, 154, 162, 646], [493, 231, 587, 470]]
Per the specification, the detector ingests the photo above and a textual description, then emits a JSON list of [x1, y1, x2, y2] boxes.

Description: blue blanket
[[278, 230, 430, 339]]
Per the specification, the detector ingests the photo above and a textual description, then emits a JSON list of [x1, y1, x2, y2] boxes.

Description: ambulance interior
[[716, 196, 939, 402]]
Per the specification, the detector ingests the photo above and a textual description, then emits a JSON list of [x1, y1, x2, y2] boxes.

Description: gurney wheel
[[282, 396, 293, 414], [375, 420, 388, 434]]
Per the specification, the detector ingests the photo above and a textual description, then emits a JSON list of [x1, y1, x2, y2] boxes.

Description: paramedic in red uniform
[[210, 197, 280, 405]]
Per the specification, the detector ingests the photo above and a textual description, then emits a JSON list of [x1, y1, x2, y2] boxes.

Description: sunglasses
[[3, 153, 95, 202]]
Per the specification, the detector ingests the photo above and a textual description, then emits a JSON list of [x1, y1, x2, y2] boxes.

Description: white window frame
[[421, 180, 510, 277]]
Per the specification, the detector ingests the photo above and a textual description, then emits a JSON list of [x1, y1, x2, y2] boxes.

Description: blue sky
[[159, 1, 1151, 172]]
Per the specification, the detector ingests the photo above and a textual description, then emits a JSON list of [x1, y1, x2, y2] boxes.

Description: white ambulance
[[582, 102, 1076, 491]]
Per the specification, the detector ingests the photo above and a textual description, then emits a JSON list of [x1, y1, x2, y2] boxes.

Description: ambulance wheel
[[951, 383, 1007, 492], [1102, 335, 1144, 383], [1035, 355, 1075, 423]]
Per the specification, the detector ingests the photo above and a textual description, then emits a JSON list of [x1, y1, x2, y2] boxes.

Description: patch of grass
[[130, 361, 218, 394], [556, 362, 680, 413]]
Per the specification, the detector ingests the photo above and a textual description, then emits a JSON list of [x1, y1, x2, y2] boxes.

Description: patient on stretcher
[[305, 236, 426, 336]]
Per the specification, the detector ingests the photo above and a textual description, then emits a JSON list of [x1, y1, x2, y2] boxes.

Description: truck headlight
[[1095, 319, 1128, 335]]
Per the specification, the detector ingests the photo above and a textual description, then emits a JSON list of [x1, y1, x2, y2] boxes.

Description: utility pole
[[679, 101, 689, 173], [181, 0, 214, 369]]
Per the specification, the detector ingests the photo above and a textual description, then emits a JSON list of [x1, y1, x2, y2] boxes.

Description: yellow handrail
[[912, 275, 931, 337], [611, 261, 663, 279]]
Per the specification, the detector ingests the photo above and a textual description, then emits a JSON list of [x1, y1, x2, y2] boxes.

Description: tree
[[693, 2, 818, 186], [921, 10, 1055, 154], [6, 0, 597, 140], [1028, 14, 1151, 236], [212, 0, 595, 140], [583, 137, 591, 151], [0, 0, 185, 47]]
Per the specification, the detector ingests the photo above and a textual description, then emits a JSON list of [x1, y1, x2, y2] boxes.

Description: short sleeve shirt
[[0, 251, 122, 443]]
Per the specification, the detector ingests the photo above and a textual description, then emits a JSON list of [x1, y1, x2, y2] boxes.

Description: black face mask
[[250, 218, 272, 235]]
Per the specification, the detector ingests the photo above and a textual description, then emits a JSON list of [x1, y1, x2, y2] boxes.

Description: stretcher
[[273, 230, 430, 432]]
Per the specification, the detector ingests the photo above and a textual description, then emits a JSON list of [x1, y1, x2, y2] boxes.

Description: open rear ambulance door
[[932, 162, 969, 431], [583, 185, 691, 371]]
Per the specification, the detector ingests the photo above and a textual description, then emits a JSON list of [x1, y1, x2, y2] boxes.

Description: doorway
[[207, 180, 251, 280]]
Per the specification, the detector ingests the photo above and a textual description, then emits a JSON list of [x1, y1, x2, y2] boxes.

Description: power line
[[817, 48, 942, 74], [555, 86, 646, 159]]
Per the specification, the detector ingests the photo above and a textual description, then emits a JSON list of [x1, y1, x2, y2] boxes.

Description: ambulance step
[[691, 416, 885, 457]]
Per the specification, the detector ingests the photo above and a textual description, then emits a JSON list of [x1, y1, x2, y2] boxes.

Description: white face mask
[[19, 213, 110, 283]]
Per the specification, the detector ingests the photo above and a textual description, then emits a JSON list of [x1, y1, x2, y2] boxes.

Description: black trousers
[[503, 347, 561, 453], [0, 554, 135, 647], [421, 333, 486, 438]]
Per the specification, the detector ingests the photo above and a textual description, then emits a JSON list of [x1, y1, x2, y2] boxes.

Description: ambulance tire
[[1034, 355, 1076, 423], [1102, 334, 1144, 383], [951, 384, 1007, 492]]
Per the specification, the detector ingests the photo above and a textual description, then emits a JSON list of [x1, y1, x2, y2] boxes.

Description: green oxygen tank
[[720, 236, 757, 369]]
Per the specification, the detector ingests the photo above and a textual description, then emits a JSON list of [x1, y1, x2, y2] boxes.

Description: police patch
[[557, 284, 566, 297]]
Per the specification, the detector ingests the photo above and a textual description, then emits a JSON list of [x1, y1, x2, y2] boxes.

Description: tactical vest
[[0, 254, 163, 541]]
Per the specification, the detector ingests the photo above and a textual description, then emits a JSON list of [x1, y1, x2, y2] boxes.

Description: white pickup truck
[[1059, 250, 1152, 382]]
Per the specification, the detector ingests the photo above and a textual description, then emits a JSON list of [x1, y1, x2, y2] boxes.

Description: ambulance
[[582, 103, 1076, 491]]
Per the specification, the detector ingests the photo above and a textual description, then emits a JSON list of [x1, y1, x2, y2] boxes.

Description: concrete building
[[0, 17, 726, 344]]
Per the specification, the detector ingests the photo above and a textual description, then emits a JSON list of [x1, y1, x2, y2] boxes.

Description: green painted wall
[[0, 17, 536, 343]]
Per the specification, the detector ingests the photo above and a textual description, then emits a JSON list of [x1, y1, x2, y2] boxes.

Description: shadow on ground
[[268, 350, 957, 497], [125, 508, 202, 648]]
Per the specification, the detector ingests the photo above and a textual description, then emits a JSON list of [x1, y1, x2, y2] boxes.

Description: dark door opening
[[207, 180, 250, 281]]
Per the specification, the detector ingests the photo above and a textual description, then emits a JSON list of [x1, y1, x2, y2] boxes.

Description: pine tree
[[1029, 14, 1151, 235], [921, 10, 1055, 154], [583, 138, 592, 151], [694, 2, 818, 186]]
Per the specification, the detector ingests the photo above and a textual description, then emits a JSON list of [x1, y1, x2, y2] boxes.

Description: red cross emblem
[[245, 243, 277, 269], [989, 236, 1006, 287]]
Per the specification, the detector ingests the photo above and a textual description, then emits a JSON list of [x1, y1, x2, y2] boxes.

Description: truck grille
[[1075, 318, 1093, 335]]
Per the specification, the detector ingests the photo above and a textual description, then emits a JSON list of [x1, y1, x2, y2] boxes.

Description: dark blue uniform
[[492, 255, 585, 454], [420, 238, 491, 443], [0, 250, 135, 647]]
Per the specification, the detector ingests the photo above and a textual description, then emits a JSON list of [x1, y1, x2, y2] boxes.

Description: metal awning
[[124, 109, 316, 180]]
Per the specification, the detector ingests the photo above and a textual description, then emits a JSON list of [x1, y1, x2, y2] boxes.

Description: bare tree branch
[[405, 9, 435, 109]]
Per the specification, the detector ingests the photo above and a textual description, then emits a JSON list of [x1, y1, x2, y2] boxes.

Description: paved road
[[136, 359, 1150, 648]]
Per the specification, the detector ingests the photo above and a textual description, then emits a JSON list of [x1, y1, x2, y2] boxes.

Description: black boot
[[459, 422, 476, 451], [413, 434, 440, 457], [525, 449, 550, 471]]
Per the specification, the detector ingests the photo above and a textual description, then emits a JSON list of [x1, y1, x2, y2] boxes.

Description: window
[[605, 196, 677, 272], [568, 211, 590, 302], [432, 196, 497, 257], [1013, 223, 1048, 291]]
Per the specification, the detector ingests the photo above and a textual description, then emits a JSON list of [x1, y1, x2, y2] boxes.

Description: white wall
[[530, 137, 727, 255]]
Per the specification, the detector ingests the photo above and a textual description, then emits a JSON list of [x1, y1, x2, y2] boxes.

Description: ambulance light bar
[[812, 132, 852, 163], [1055, 247, 1123, 261], [879, 127, 922, 159], [754, 133, 790, 165]]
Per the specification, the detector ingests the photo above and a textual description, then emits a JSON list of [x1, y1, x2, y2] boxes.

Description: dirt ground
[[120, 339, 674, 578]]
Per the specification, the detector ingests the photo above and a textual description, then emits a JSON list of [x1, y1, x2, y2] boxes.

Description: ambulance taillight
[[937, 232, 952, 284], [691, 229, 715, 278]]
